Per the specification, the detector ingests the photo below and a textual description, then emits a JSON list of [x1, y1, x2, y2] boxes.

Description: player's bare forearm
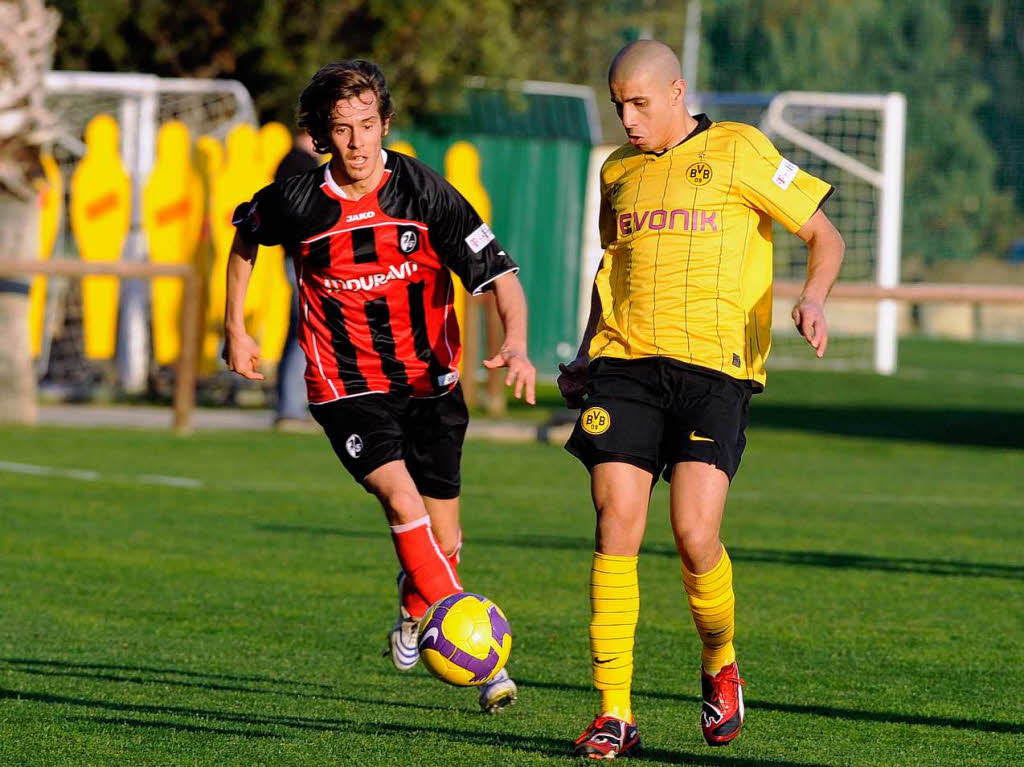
[[490, 271, 528, 355], [796, 210, 845, 305], [558, 279, 601, 408], [222, 233, 264, 380], [224, 232, 257, 337], [485, 272, 536, 404], [793, 210, 845, 358], [575, 281, 603, 360]]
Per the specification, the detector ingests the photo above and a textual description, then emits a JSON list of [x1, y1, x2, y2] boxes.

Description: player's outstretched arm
[[483, 272, 537, 405], [793, 209, 845, 358], [222, 231, 265, 381]]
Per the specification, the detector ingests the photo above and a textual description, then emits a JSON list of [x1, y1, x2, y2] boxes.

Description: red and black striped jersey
[[233, 150, 518, 403]]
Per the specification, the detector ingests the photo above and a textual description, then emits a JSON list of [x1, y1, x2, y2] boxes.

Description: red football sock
[[390, 517, 461, 615], [402, 529, 462, 618]]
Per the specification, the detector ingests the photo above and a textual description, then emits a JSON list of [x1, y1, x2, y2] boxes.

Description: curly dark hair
[[297, 60, 395, 154]]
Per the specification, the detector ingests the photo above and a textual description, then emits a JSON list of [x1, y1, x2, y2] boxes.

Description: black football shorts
[[564, 357, 753, 482], [309, 384, 469, 499]]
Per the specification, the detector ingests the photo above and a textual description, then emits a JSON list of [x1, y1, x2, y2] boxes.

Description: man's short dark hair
[[297, 60, 395, 153]]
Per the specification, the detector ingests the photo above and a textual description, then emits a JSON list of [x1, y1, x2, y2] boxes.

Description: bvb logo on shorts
[[581, 406, 611, 435], [686, 162, 713, 186]]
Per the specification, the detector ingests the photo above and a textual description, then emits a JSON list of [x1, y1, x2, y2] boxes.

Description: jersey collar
[[652, 113, 713, 157]]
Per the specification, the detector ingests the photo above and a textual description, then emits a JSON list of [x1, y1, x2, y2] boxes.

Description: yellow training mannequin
[[255, 122, 295, 366], [143, 121, 204, 366], [386, 139, 417, 157], [205, 123, 269, 368], [258, 122, 292, 180], [194, 135, 224, 375], [70, 114, 130, 361]]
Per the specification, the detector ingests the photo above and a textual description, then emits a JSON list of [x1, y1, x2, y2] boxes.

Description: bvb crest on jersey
[[686, 161, 713, 186]]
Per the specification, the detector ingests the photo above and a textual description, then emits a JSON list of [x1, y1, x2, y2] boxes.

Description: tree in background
[[0, 0, 59, 424], [952, 0, 1023, 212], [51, 0, 522, 124], [702, 0, 1018, 266]]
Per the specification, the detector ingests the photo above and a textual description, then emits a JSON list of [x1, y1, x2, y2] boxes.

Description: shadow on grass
[[68, 715, 281, 738], [1, 686, 842, 766], [520, 679, 1023, 737], [254, 524, 1024, 581], [749, 403, 1024, 449], [0, 658, 454, 713], [0, 658, 330, 689], [0, 658, 473, 714]]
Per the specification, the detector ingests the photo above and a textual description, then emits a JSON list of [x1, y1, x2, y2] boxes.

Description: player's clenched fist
[[223, 332, 265, 380], [557, 355, 590, 409]]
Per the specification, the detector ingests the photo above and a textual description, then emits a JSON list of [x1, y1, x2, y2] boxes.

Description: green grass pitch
[[1, 340, 1021, 765]]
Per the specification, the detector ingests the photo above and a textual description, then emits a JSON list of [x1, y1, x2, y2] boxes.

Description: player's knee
[[595, 507, 644, 556], [674, 527, 721, 571]]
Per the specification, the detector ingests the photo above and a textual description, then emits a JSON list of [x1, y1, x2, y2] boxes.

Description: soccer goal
[[580, 91, 907, 374], [33, 72, 255, 399]]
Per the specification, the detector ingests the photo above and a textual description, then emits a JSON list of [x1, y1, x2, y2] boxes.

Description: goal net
[[33, 72, 255, 399]]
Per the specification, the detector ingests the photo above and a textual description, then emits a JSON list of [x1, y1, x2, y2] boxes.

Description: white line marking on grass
[[0, 460, 59, 476], [137, 474, 204, 489], [0, 461, 203, 489]]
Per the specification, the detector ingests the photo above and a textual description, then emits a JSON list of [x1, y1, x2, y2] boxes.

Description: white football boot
[[478, 667, 518, 713], [387, 572, 420, 671]]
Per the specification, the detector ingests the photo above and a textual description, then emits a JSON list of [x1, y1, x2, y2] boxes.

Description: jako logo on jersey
[[346, 211, 375, 223], [345, 434, 363, 458], [619, 209, 718, 236], [323, 262, 421, 292]]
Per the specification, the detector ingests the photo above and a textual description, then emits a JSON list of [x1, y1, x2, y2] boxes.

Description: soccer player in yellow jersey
[[560, 41, 845, 758]]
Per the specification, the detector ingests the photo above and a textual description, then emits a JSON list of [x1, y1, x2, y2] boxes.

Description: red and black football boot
[[573, 715, 642, 759], [700, 661, 745, 746]]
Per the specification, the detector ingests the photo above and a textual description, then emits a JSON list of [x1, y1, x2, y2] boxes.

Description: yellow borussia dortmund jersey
[[589, 114, 833, 388]]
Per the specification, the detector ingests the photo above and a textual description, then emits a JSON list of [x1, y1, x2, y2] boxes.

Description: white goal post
[[762, 91, 906, 374]]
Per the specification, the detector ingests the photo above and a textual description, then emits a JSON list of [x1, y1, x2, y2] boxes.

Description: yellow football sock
[[590, 551, 639, 722], [682, 546, 736, 675]]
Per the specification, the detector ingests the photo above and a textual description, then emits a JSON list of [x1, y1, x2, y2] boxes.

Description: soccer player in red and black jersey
[[222, 60, 535, 712]]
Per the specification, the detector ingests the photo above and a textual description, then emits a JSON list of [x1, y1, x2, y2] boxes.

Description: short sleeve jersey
[[589, 114, 834, 388], [233, 150, 518, 403]]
